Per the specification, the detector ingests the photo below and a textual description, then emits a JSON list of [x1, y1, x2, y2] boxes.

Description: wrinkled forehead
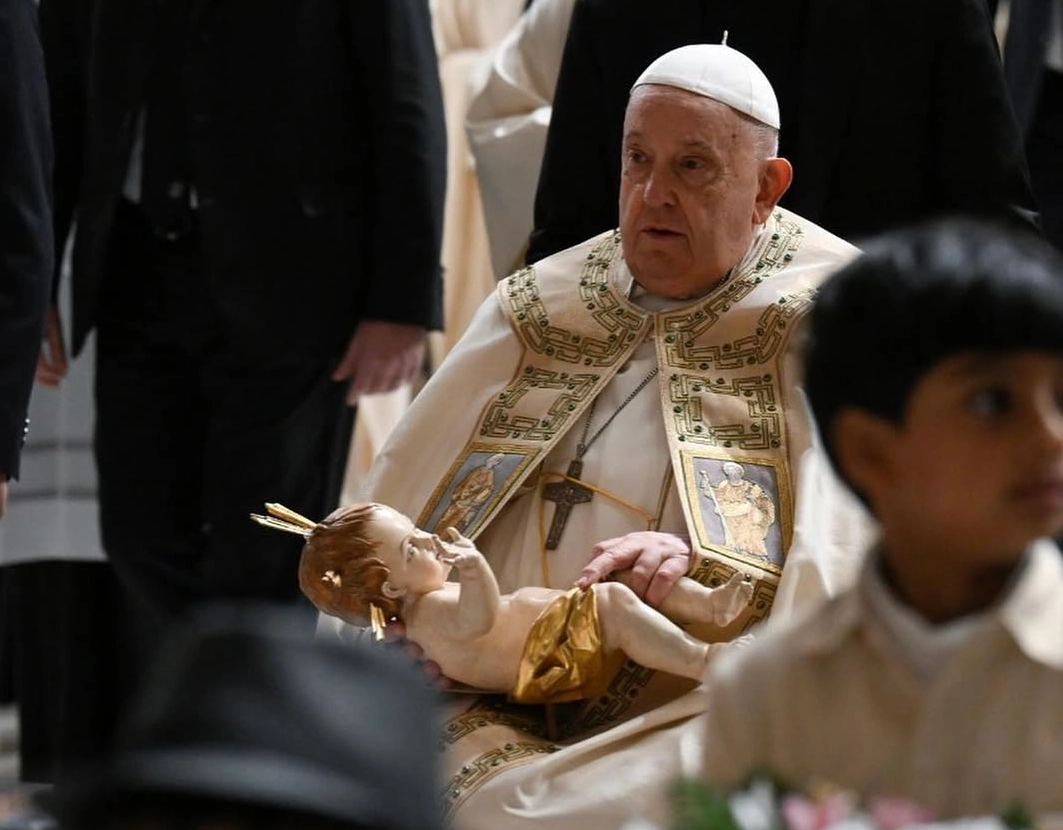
[[623, 89, 754, 162]]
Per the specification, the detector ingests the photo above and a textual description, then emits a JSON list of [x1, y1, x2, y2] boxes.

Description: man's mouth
[[642, 225, 683, 238]]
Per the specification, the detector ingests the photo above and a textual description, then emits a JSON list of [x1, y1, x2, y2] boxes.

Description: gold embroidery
[[573, 660, 663, 733], [504, 234, 646, 366], [658, 215, 808, 455], [687, 554, 776, 626], [443, 740, 561, 819], [479, 368, 600, 442], [418, 444, 537, 536], [679, 452, 795, 578]]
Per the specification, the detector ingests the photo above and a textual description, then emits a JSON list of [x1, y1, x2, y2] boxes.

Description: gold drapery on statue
[[511, 587, 626, 704]]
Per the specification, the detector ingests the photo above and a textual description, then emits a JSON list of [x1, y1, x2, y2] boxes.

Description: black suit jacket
[[39, 0, 447, 361], [0, 0, 53, 479], [997, 0, 1061, 133], [528, 0, 1035, 262]]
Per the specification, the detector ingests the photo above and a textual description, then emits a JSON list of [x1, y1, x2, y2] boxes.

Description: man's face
[[869, 352, 1063, 566], [619, 85, 783, 299], [369, 505, 452, 595]]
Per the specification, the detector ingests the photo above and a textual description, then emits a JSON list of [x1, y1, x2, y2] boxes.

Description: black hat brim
[[41, 747, 440, 830]]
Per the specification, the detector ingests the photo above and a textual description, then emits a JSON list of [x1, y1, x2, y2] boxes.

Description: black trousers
[[3, 560, 130, 783], [93, 202, 353, 631]]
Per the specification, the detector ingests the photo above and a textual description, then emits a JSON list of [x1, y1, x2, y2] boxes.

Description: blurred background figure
[[465, 0, 576, 280], [0, 0, 51, 511], [0, 0, 57, 787], [341, 0, 522, 500], [20, 0, 446, 785], [430, 0, 523, 359], [995, 0, 1063, 250], [40, 606, 444, 830]]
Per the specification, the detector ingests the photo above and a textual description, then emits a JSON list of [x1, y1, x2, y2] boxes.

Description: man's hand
[[36, 304, 68, 386], [576, 531, 691, 607], [331, 319, 426, 406]]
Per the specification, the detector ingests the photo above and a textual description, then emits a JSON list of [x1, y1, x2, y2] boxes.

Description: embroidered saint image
[[697, 460, 782, 564], [434, 452, 506, 534]]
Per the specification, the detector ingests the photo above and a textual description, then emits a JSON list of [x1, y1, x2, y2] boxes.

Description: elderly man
[[527, 0, 1033, 264], [348, 44, 870, 830]]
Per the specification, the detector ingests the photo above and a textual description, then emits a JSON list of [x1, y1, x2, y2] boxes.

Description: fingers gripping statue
[[253, 502, 753, 704]]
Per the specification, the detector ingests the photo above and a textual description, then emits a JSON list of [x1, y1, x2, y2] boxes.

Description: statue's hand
[[576, 531, 691, 607], [441, 526, 475, 548], [438, 548, 481, 571], [438, 527, 483, 571]]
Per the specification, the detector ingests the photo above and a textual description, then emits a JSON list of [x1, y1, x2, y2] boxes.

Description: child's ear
[[381, 581, 405, 600], [831, 408, 899, 501]]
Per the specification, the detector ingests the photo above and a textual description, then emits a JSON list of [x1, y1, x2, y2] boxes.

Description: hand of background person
[[36, 303, 68, 386], [331, 319, 426, 406], [382, 618, 452, 691], [575, 531, 691, 607]]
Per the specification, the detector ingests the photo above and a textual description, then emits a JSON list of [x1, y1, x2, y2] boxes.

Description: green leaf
[[999, 801, 1033, 830], [671, 779, 744, 830]]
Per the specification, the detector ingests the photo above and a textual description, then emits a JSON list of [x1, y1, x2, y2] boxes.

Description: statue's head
[[300, 502, 454, 625], [299, 502, 400, 625]]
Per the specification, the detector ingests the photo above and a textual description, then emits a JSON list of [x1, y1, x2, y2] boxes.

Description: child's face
[[875, 351, 1063, 564], [369, 505, 453, 595]]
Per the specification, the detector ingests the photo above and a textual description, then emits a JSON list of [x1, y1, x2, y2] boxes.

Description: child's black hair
[[805, 217, 1063, 481]]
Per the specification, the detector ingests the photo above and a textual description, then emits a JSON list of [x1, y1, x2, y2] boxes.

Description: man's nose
[[642, 166, 676, 207]]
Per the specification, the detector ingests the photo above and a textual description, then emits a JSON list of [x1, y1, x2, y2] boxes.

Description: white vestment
[[465, 0, 576, 278], [704, 541, 1063, 816], [340, 209, 873, 830]]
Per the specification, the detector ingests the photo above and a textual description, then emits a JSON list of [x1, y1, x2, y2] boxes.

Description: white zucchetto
[[631, 43, 781, 130]]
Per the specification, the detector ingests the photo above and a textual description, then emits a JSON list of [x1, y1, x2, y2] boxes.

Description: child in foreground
[[701, 219, 1063, 815]]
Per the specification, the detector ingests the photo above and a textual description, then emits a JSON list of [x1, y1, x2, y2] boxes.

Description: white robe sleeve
[[770, 437, 875, 626], [465, 0, 577, 278]]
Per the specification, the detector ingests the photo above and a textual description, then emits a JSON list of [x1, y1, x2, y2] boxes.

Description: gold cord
[[537, 470, 657, 588]]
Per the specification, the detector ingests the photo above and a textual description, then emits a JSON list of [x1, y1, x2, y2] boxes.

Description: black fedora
[[44, 605, 443, 830]]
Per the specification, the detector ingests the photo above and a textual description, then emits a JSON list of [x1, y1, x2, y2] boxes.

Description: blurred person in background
[[41, 606, 444, 830], [994, 0, 1063, 249], [0, 0, 51, 518], [26, 0, 446, 782]]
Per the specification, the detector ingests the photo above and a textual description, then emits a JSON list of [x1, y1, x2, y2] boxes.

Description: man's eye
[[624, 149, 647, 165], [969, 387, 1011, 418], [680, 157, 704, 170]]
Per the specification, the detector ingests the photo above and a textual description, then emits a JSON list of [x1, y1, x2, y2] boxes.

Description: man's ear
[[753, 157, 793, 224], [831, 408, 898, 503]]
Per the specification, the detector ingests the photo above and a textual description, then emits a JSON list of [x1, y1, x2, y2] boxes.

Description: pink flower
[[867, 797, 935, 830], [781, 793, 856, 830]]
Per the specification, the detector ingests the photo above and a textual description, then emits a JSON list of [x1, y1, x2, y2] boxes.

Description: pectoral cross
[[542, 458, 594, 550]]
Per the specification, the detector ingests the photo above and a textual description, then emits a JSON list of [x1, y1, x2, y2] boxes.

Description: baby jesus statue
[[253, 502, 753, 704]]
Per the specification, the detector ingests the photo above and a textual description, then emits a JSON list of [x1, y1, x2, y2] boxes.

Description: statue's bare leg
[[657, 571, 754, 627], [593, 582, 712, 682]]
